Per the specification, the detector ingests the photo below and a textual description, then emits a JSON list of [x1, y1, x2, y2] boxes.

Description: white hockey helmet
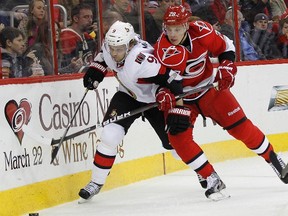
[[105, 20, 136, 48]]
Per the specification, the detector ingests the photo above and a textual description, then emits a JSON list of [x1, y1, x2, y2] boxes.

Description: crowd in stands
[[1, 0, 288, 78]]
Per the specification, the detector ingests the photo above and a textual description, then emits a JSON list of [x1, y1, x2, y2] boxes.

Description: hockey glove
[[165, 106, 191, 135], [156, 87, 176, 111], [83, 62, 107, 90], [215, 60, 237, 91]]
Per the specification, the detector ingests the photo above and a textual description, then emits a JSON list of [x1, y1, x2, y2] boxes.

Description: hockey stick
[[22, 124, 96, 146], [102, 82, 218, 126], [50, 88, 89, 164]]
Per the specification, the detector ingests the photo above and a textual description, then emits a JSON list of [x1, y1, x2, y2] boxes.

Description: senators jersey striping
[[102, 40, 162, 103], [154, 20, 235, 98]]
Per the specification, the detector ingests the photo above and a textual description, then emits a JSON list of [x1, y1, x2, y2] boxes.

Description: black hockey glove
[[165, 106, 191, 135], [83, 62, 107, 90]]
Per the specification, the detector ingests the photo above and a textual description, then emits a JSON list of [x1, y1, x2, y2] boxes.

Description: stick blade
[[50, 146, 59, 164], [268, 85, 288, 112]]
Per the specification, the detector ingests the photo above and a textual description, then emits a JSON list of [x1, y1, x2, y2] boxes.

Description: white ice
[[38, 152, 288, 216]]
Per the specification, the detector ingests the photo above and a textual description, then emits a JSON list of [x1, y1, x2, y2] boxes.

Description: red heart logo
[[5, 99, 32, 144]]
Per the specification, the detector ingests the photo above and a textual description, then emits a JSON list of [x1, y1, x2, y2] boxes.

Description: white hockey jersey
[[101, 40, 161, 103]]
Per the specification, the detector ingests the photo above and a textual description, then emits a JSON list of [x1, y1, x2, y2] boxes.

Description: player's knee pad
[[98, 123, 125, 155]]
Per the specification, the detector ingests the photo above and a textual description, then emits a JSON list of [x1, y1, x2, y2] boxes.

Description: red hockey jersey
[[154, 20, 234, 89]]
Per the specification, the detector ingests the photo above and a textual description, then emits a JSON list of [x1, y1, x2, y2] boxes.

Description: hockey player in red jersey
[[79, 20, 227, 202], [154, 5, 288, 197]]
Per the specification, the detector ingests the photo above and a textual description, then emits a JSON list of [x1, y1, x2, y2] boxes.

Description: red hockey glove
[[215, 60, 237, 91], [156, 87, 176, 111], [165, 106, 191, 135]]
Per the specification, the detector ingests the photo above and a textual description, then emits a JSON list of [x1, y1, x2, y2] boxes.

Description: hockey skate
[[268, 151, 288, 184], [205, 172, 230, 201], [197, 173, 207, 189], [78, 181, 103, 203]]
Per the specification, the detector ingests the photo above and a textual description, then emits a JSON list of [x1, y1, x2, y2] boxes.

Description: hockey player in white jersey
[[79, 21, 226, 202]]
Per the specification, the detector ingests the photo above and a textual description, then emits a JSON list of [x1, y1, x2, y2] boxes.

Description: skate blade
[[78, 198, 91, 204], [207, 189, 231, 201]]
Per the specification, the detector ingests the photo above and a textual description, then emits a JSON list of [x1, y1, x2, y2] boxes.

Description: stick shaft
[[50, 89, 89, 164], [51, 125, 96, 145], [102, 82, 217, 126]]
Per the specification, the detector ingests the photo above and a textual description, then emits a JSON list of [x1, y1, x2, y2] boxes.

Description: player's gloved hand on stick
[[215, 60, 237, 91], [83, 62, 107, 90], [156, 87, 176, 111], [165, 105, 191, 135]]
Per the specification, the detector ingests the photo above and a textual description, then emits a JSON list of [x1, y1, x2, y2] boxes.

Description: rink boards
[[0, 63, 288, 215]]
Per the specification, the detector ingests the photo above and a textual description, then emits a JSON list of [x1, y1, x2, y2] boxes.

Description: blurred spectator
[[0, 26, 40, 78], [55, 22, 83, 74], [250, 13, 282, 59], [0, 23, 5, 32], [270, 0, 287, 20], [239, 0, 272, 28], [277, 16, 288, 57], [110, 0, 159, 44], [281, 8, 288, 19], [186, 0, 214, 15], [221, 9, 265, 60], [0, 1, 30, 11], [210, 0, 230, 24], [220, 8, 236, 41], [151, 0, 176, 36], [23, 21, 53, 76], [0, 10, 27, 28], [0, 1, 30, 27], [187, 0, 220, 27], [221, 8, 252, 41], [60, 3, 97, 70], [145, 0, 159, 14], [102, 10, 123, 34], [17, 0, 46, 47]]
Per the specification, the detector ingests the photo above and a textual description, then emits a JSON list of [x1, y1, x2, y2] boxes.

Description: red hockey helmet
[[163, 5, 192, 26]]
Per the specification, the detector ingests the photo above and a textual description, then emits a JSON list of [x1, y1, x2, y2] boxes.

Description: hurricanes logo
[[162, 46, 181, 61], [4, 98, 32, 144]]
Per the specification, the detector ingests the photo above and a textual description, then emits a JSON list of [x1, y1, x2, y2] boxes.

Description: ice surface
[[38, 152, 288, 216]]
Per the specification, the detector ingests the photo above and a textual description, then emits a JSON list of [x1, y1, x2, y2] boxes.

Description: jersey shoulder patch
[[189, 21, 213, 38]]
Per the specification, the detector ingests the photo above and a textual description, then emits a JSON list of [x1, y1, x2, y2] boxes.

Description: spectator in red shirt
[[59, 3, 97, 70]]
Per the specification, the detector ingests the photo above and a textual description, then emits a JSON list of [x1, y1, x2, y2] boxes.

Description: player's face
[[108, 44, 127, 62], [165, 24, 187, 45]]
